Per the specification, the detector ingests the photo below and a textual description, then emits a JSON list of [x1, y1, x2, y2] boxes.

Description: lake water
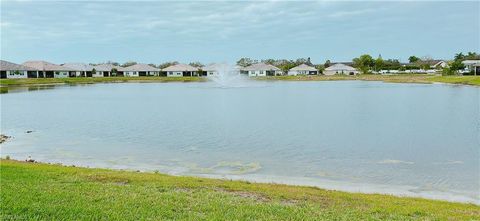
[[1, 81, 479, 204]]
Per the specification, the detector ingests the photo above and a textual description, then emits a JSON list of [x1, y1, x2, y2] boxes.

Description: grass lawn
[[1, 75, 479, 87], [258, 75, 480, 86], [0, 76, 206, 86], [1, 160, 478, 220]]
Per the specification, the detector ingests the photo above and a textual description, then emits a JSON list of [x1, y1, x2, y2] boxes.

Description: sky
[[1, 0, 479, 65]]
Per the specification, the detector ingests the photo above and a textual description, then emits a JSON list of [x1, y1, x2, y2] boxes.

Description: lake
[[1, 80, 478, 204]]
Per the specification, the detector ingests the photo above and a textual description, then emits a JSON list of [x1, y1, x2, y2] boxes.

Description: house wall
[[207, 71, 217, 76], [92, 71, 103, 77], [124, 71, 139, 77], [167, 71, 183, 77], [248, 70, 267, 77], [288, 70, 310, 76], [324, 70, 358, 76], [6, 70, 28, 79], [54, 71, 69, 78]]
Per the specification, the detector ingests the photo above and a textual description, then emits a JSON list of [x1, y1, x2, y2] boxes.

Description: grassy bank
[[258, 75, 480, 86], [0, 76, 206, 86], [1, 160, 478, 220], [1, 75, 479, 87]]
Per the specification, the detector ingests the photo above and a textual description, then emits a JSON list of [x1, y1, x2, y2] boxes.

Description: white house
[[462, 60, 480, 75], [23, 60, 74, 78], [323, 63, 359, 75], [0, 60, 39, 79], [62, 63, 103, 77], [243, 63, 282, 77], [122, 64, 160, 77], [288, 64, 318, 75], [162, 63, 199, 77], [94, 64, 125, 77]]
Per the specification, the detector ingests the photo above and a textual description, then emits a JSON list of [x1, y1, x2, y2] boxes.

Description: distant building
[[122, 64, 160, 77], [323, 63, 359, 75], [62, 63, 103, 77], [162, 64, 199, 77], [243, 63, 282, 77], [94, 64, 125, 77], [0, 60, 39, 79], [424, 60, 448, 69], [462, 60, 480, 75], [23, 61, 74, 78], [288, 64, 318, 76]]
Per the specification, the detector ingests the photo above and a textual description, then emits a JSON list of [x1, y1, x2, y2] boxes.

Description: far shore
[[1, 75, 479, 87]]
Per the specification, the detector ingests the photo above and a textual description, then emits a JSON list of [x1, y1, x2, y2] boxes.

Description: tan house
[[288, 64, 318, 75], [162, 63, 199, 77], [1, 60, 39, 79], [62, 63, 103, 77], [23, 60, 74, 78], [243, 63, 282, 77], [122, 63, 160, 77], [94, 64, 125, 77], [323, 63, 359, 75]]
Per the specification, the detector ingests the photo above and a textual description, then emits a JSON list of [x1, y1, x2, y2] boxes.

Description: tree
[[408, 56, 420, 63], [236, 58, 254, 67], [189, 61, 204, 68], [454, 53, 465, 61], [158, 61, 179, 69], [352, 54, 375, 74], [122, 61, 137, 67], [324, 60, 331, 68], [374, 55, 384, 72]]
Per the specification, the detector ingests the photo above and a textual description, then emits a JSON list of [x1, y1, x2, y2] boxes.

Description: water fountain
[[207, 63, 251, 88]]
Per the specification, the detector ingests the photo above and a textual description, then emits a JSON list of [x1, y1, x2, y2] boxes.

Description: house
[[122, 64, 160, 77], [242, 63, 282, 77], [94, 64, 125, 77], [23, 60, 74, 78], [62, 63, 103, 77], [462, 60, 480, 75], [288, 64, 318, 75], [323, 63, 359, 75], [203, 63, 221, 76], [0, 60, 39, 79], [425, 60, 448, 69], [162, 63, 199, 77]]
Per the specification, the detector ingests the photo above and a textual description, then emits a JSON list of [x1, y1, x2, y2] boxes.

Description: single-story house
[[23, 61, 74, 78], [62, 63, 103, 77], [323, 63, 359, 75], [203, 63, 221, 76], [94, 64, 125, 77], [425, 60, 448, 69], [242, 63, 282, 77], [288, 64, 318, 76], [462, 60, 480, 75], [0, 60, 39, 79], [122, 64, 160, 77], [162, 64, 199, 77]]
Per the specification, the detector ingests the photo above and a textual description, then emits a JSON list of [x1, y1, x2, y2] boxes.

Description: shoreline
[[3, 155, 478, 205], [1, 159, 479, 220], [1, 75, 479, 87]]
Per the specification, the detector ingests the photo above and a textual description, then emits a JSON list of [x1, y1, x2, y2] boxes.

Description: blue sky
[[1, 1, 479, 65]]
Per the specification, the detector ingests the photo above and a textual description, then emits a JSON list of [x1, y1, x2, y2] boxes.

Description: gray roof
[[1, 60, 38, 71], [162, 63, 199, 72], [23, 60, 73, 71], [94, 64, 125, 72], [289, 64, 317, 71], [243, 62, 281, 71], [62, 63, 95, 71], [122, 63, 160, 72], [462, 60, 480, 65], [325, 63, 357, 71]]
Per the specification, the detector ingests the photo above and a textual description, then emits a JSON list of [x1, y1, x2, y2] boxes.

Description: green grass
[[1, 75, 479, 87], [257, 75, 480, 86], [0, 76, 206, 86], [1, 160, 478, 220]]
